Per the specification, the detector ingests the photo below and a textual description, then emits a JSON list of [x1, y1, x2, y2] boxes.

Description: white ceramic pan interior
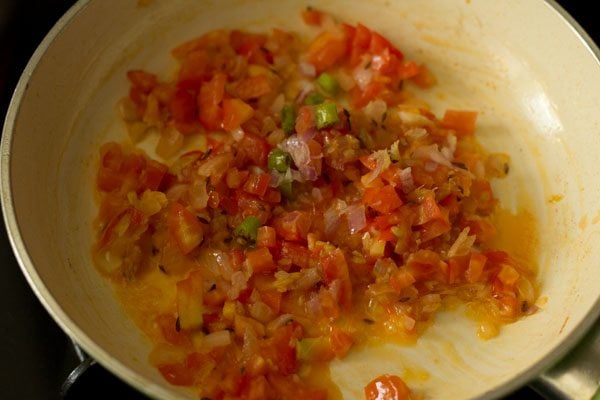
[[2, 0, 600, 399]]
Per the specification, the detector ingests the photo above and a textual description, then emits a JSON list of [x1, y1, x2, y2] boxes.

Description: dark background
[[0, 1, 596, 399]]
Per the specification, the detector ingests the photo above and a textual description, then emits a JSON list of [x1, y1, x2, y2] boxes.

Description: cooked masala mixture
[[92, 8, 539, 400]]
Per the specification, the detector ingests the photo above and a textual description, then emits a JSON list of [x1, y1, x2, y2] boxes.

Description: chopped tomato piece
[[239, 132, 270, 167], [177, 50, 210, 90], [168, 202, 204, 254], [320, 248, 352, 309], [198, 72, 226, 131], [226, 167, 250, 189], [369, 30, 404, 59], [389, 269, 416, 292], [280, 242, 312, 269], [363, 185, 402, 214], [447, 255, 469, 285], [307, 31, 347, 72], [411, 64, 436, 88], [230, 30, 271, 65], [350, 23, 371, 67], [351, 81, 386, 109], [365, 374, 411, 400], [442, 110, 478, 136], [246, 247, 276, 274], [415, 191, 445, 225], [170, 88, 197, 127], [420, 217, 451, 242], [260, 289, 282, 313], [127, 70, 158, 93], [97, 142, 125, 192], [295, 106, 316, 135], [256, 226, 277, 248], [465, 252, 488, 283], [302, 8, 323, 26], [233, 74, 272, 100], [140, 159, 168, 191], [269, 325, 301, 375], [243, 173, 271, 197], [222, 98, 254, 131], [158, 362, 195, 386], [329, 327, 353, 359], [273, 211, 312, 241]]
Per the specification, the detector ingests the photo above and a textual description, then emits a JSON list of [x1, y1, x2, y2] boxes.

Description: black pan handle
[[60, 341, 148, 399], [530, 316, 600, 400]]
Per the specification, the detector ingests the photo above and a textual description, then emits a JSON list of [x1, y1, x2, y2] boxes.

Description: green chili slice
[[304, 92, 325, 105], [281, 105, 296, 135], [316, 72, 339, 95], [233, 216, 261, 242], [315, 102, 339, 129], [267, 148, 292, 173]]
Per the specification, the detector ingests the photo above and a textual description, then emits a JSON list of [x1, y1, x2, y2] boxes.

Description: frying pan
[[2, 0, 600, 398]]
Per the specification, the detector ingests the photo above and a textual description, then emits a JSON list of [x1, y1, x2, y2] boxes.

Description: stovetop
[[0, 1, 597, 399]]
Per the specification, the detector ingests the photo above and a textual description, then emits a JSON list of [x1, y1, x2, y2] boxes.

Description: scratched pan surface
[[2, 0, 600, 399]]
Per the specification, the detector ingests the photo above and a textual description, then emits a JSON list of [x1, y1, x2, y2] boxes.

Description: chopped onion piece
[[295, 80, 315, 104], [425, 161, 438, 172], [401, 314, 416, 331], [249, 301, 275, 323], [353, 64, 373, 90], [398, 110, 433, 127], [361, 150, 391, 185], [405, 127, 428, 140], [266, 314, 295, 334], [241, 329, 259, 364], [273, 271, 300, 292], [413, 144, 453, 167], [295, 268, 322, 290], [280, 135, 317, 181], [298, 127, 317, 143], [200, 249, 234, 280], [324, 199, 347, 235], [447, 134, 457, 155], [334, 70, 355, 91], [202, 331, 232, 351], [197, 153, 233, 178], [270, 94, 285, 114], [305, 293, 322, 316], [363, 99, 388, 122], [447, 227, 476, 258], [399, 167, 414, 194], [299, 62, 316, 77], [311, 188, 323, 202], [189, 179, 209, 211], [227, 271, 248, 300], [345, 204, 367, 234], [389, 140, 401, 161], [231, 127, 245, 141], [473, 160, 485, 179]]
